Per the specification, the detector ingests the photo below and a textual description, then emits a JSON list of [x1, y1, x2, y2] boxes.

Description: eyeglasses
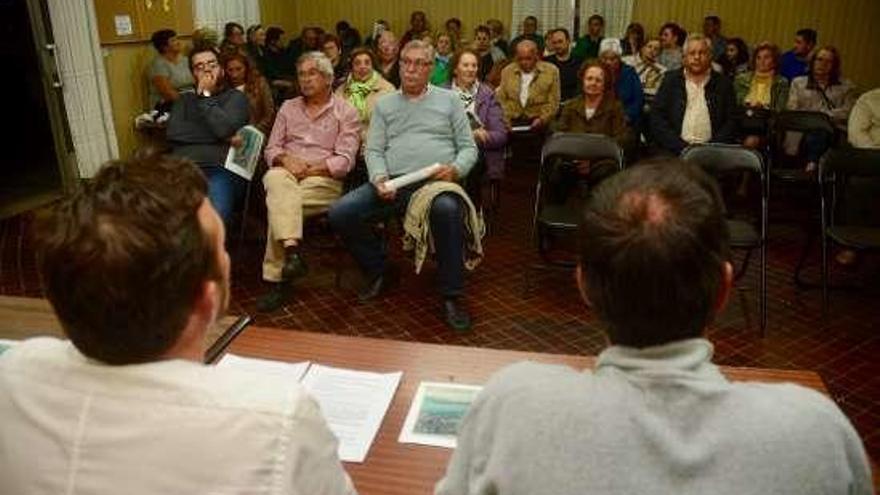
[[401, 58, 431, 69], [193, 60, 219, 72]]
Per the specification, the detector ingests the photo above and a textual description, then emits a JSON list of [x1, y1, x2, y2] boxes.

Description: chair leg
[[793, 227, 818, 288], [821, 233, 829, 318], [237, 181, 253, 255], [760, 243, 767, 337], [734, 250, 753, 280]]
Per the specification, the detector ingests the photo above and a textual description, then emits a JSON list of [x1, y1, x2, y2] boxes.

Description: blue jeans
[[328, 181, 466, 298], [803, 131, 831, 164], [201, 165, 247, 229]]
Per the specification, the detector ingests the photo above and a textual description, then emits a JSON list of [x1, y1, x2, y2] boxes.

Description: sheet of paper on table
[[399, 381, 483, 448], [217, 353, 311, 381], [216, 355, 402, 463], [301, 364, 402, 463]]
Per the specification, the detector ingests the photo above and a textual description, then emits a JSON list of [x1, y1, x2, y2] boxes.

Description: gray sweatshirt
[[436, 338, 873, 495], [167, 88, 249, 168]]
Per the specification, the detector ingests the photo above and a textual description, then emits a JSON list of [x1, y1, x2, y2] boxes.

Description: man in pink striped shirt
[[259, 51, 360, 312]]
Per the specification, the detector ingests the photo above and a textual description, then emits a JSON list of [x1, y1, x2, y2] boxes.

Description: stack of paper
[[218, 354, 402, 463]]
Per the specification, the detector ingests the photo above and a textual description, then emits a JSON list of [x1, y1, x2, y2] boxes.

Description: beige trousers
[[262, 167, 342, 281]]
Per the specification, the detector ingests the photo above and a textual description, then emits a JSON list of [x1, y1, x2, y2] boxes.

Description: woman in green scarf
[[335, 47, 395, 150]]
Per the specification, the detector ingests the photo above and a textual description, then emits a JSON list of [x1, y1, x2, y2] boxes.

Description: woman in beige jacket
[[335, 47, 395, 150]]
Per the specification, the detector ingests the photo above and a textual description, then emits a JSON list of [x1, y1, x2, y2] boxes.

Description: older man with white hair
[[329, 40, 479, 331], [650, 34, 737, 155], [258, 51, 360, 312]]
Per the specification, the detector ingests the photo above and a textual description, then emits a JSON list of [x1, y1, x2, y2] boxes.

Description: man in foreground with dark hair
[[0, 154, 354, 494], [436, 161, 872, 495]]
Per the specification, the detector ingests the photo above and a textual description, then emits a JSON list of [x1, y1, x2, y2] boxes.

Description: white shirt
[[0, 337, 355, 495], [681, 73, 713, 144], [519, 71, 536, 108]]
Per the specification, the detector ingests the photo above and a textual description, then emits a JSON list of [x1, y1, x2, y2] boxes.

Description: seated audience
[[781, 28, 817, 82], [486, 18, 509, 55], [335, 21, 362, 56], [258, 52, 360, 312], [245, 24, 266, 67], [497, 40, 561, 131], [623, 37, 666, 98], [445, 17, 466, 46], [473, 25, 505, 82], [191, 26, 219, 51], [219, 22, 246, 57], [328, 41, 479, 332], [436, 160, 872, 495], [0, 152, 355, 495], [147, 29, 194, 111], [430, 32, 456, 85], [721, 37, 749, 79], [599, 39, 644, 126], [167, 47, 249, 229], [620, 22, 645, 56], [510, 16, 544, 54], [650, 35, 737, 155], [336, 47, 396, 151], [262, 27, 297, 99], [448, 49, 509, 183], [544, 28, 584, 102], [703, 15, 727, 61], [321, 33, 349, 90], [572, 14, 605, 61], [658, 22, 686, 71], [848, 88, 880, 148], [223, 53, 275, 137], [288, 26, 323, 61], [551, 62, 632, 201], [734, 42, 789, 149], [376, 30, 401, 88], [400, 10, 430, 47], [787, 46, 858, 172]]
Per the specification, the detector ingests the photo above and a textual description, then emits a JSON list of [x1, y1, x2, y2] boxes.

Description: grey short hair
[[401, 39, 435, 62], [296, 51, 334, 79], [684, 34, 712, 54], [515, 39, 538, 55]]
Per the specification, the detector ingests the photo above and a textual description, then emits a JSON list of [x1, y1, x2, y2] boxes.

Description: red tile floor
[[2, 163, 879, 462]]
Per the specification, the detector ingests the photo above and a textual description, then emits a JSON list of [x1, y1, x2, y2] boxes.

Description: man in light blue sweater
[[329, 40, 478, 331], [436, 161, 873, 495]]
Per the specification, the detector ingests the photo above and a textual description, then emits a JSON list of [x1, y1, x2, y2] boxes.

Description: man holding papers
[[329, 40, 478, 332], [259, 51, 360, 312], [0, 152, 355, 495]]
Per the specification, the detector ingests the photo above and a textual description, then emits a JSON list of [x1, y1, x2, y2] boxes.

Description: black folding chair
[[819, 147, 880, 315], [681, 144, 768, 335], [769, 111, 837, 287], [526, 133, 624, 291]]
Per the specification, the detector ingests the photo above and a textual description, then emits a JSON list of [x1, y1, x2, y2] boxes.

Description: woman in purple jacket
[[446, 49, 509, 208]]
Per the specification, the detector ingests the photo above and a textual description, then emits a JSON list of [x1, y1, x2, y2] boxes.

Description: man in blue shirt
[[780, 28, 817, 82]]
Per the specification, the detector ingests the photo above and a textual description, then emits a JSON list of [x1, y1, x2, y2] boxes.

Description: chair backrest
[[773, 110, 835, 135], [680, 143, 765, 180], [541, 132, 624, 170], [819, 147, 880, 180]]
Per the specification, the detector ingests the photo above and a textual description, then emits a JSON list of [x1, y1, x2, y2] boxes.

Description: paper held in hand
[[385, 163, 443, 192], [224, 125, 265, 181], [398, 381, 482, 448]]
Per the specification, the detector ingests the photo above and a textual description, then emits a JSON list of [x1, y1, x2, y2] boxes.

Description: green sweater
[[365, 86, 478, 181]]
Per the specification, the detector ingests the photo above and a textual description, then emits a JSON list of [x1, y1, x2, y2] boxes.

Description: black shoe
[[256, 283, 292, 313], [358, 266, 399, 302], [443, 298, 472, 332], [281, 251, 308, 281]]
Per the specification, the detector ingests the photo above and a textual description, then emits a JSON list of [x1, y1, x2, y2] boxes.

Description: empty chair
[[819, 147, 880, 315], [681, 143, 768, 334]]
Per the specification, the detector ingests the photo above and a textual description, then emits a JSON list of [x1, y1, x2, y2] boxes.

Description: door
[[0, 0, 76, 219]]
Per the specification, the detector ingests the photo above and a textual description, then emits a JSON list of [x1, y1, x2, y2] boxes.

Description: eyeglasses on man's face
[[401, 57, 431, 69], [193, 60, 219, 72]]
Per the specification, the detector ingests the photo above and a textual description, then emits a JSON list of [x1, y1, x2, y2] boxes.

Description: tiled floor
[[2, 163, 879, 462]]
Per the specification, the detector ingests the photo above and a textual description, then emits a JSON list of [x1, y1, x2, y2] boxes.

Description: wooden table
[[0, 296, 241, 358], [229, 326, 857, 495]]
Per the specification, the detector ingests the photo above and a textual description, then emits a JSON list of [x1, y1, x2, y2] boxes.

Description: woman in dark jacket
[[551, 61, 632, 202], [447, 49, 509, 199]]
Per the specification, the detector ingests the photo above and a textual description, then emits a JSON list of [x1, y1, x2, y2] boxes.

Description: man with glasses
[[329, 40, 478, 331], [650, 35, 736, 155], [167, 47, 249, 229], [258, 51, 360, 312]]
